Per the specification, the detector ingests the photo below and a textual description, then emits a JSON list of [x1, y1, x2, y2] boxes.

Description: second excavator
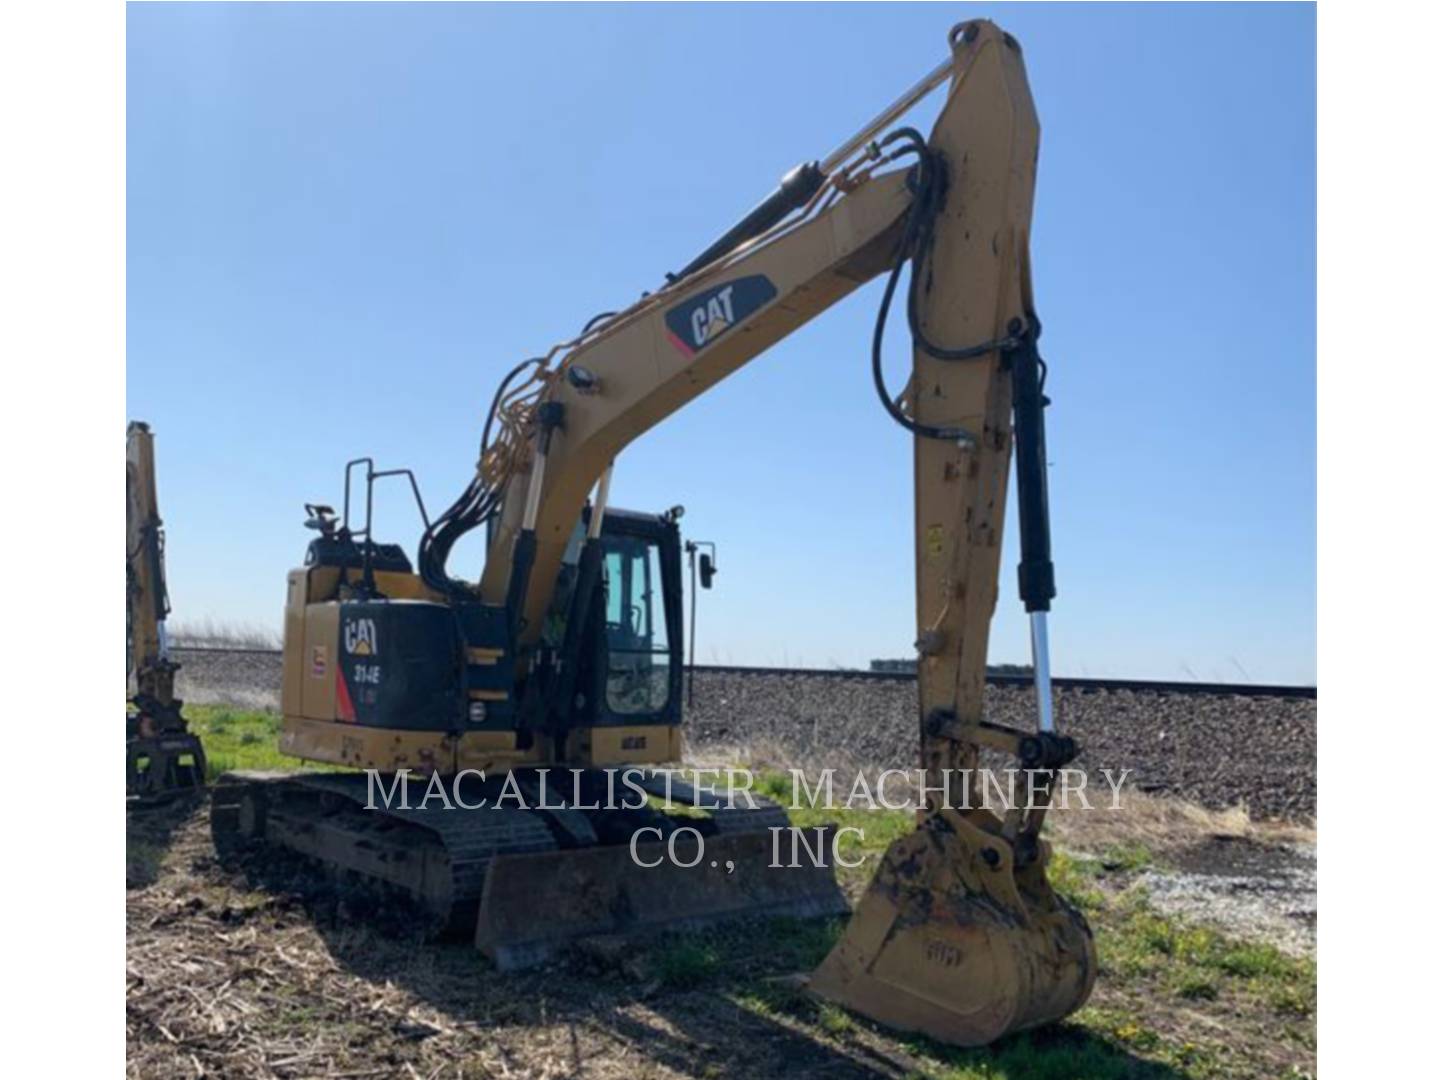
[[214, 20, 1095, 1046], [128, 420, 207, 802]]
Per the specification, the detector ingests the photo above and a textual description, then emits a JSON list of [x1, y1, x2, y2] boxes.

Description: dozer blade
[[810, 808, 1095, 1047], [476, 826, 847, 970]]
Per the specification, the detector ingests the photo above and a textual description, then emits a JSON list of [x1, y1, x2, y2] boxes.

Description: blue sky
[[128, 3, 1316, 683]]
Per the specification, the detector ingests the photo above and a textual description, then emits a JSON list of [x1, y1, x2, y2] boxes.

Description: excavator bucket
[[476, 826, 848, 970], [810, 807, 1095, 1047]]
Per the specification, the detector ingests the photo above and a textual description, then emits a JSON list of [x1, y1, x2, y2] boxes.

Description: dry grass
[[168, 618, 281, 650], [699, 739, 1315, 861], [1049, 786, 1314, 858]]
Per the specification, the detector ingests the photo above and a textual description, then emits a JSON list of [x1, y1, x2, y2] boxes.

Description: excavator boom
[[439, 19, 1094, 1043]]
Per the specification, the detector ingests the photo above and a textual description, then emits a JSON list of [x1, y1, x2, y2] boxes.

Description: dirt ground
[[128, 794, 1315, 1080]]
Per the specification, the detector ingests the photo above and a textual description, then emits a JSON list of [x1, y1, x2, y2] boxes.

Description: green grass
[[1097, 841, 1156, 874], [644, 793, 712, 819], [902, 1024, 1205, 1080], [1100, 895, 1315, 1018], [183, 704, 309, 780], [653, 939, 723, 986], [752, 771, 915, 891]]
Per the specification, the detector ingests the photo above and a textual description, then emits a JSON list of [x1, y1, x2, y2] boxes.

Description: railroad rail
[[691, 663, 1316, 700], [169, 647, 1316, 700]]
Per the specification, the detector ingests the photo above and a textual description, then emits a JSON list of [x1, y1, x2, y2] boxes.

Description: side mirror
[[699, 553, 716, 589]]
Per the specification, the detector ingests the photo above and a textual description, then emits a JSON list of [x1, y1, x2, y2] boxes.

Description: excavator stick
[[810, 22, 1096, 1043]]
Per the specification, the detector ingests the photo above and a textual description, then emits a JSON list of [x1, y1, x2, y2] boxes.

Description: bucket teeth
[[809, 813, 1095, 1047]]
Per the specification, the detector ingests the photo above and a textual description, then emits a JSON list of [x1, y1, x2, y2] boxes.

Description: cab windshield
[[602, 536, 670, 715]]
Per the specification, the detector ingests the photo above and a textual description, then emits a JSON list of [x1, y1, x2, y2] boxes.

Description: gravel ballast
[[174, 649, 1316, 820], [685, 673, 1316, 820]]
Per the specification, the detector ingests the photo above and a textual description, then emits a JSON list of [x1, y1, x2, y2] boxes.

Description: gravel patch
[[1139, 836, 1317, 956]]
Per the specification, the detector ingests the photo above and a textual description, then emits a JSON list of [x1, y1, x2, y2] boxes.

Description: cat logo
[[690, 285, 735, 347], [664, 275, 778, 357], [343, 616, 378, 656]]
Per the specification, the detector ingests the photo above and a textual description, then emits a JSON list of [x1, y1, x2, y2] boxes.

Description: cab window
[[602, 537, 669, 715]]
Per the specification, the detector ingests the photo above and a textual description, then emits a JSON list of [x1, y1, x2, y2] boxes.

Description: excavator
[[127, 421, 207, 801], [213, 21, 1095, 1046]]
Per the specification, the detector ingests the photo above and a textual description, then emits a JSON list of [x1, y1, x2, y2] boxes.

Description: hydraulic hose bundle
[[868, 127, 1033, 441], [416, 356, 545, 597]]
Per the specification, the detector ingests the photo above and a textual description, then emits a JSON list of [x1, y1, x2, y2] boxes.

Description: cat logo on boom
[[664, 275, 778, 357], [343, 617, 378, 656], [690, 286, 735, 346]]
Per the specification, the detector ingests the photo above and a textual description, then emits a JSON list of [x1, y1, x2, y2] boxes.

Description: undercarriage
[[211, 768, 847, 969]]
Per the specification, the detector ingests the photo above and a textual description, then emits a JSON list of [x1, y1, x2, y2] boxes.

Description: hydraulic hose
[[869, 129, 1026, 441]]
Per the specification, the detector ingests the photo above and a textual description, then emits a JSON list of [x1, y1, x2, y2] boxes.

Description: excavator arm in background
[[450, 21, 1093, 1044], [127, 421, 207, 802]]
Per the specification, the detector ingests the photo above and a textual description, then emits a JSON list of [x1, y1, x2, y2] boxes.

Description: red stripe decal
[[666, 328, 696, 358], [335, 668, 357, 722]]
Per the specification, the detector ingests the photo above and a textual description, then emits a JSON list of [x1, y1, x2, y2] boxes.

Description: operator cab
[[285, 453, 691, 748], [550, 506, 684, 731]]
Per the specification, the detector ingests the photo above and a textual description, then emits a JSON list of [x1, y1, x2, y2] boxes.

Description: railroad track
[[691, 663, 1316, 700], [170, 647, 1316, 701]]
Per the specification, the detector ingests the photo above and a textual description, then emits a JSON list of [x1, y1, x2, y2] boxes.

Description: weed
[[1266, 984, 1314, 1017], [1174, 972, 1220, 1001], [1046, 850, 1106, 911], [1099, 841, 1154, 873], [817, 1003, 853, 1037], [653, 938, 721, 987], [1212, 941, 1293, 979]]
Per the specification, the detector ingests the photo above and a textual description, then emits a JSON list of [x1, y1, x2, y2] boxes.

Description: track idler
[[809, 805, 1094, 1046]]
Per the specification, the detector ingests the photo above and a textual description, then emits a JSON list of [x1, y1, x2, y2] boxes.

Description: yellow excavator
[[213, 21, 1095, 1046], [127, 421, 207, 801]]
